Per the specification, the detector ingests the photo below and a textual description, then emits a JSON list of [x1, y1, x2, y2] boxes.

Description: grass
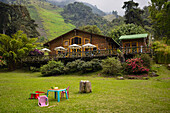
[[0, 64, 170, 112], [36, 6, 75, 40]]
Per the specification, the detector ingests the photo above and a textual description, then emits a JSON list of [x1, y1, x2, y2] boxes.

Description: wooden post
[[79, 80, 92, 93]]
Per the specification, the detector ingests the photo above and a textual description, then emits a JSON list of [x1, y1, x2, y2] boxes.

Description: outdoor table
[[47, 89, 68, 102]]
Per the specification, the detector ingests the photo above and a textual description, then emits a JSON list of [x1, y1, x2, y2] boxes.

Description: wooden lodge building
[[44, 29, 120, 55], [119, 34, 149, 54], [22, 29, 152, 63]]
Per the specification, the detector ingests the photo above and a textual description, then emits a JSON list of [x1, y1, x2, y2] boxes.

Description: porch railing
[[22, 47, 152, 62]]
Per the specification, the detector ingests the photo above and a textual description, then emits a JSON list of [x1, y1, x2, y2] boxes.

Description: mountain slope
[[27, 4, 75, 40], [83, 2, 106, 16], [61, 2, 112, 35], [0, 2, 39, 37], [47, 0, 106, 16], [0, 0, 76, 40], [104, 14, 117, 22], [25, 1, 76, 40]]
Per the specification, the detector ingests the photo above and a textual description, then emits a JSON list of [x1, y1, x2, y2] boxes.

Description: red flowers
[[126, 58, 149, 74], [0, 56, 6, 66]]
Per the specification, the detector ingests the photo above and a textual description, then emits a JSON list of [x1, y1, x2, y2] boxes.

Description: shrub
[[40, 60, 64, 76], [152, 41, 170, 64], [125, 58, 149, 74], [78, 61, 93, 73], [66, 59, 84, 73], [77, 59, 102, 73], [29, 49, 44, 56], [66, 59, 102, 74], [135, 54, 151, 68], [30, 66, 40, 72], [90, 59, 102, 71], [102, 57, 122, 76], [0, 56, 6, 67], [140, 54, 151, 68]]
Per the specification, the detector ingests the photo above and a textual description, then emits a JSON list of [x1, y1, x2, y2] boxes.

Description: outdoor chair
[[61, 86, 70, 99], [38, 95, 49, 107]]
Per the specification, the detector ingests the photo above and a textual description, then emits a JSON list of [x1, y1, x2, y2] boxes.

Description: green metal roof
[[119, 33, 148, 40]]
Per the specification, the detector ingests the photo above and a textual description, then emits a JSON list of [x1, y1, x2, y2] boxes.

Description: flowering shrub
[[0, 56, 6, 66], [29, 49, 44, 56], [126, 58, 149, 74]]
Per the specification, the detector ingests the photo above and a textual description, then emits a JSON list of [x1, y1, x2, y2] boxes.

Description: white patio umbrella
[[54, 46, 67, 51], [69, 44, 81, 49], [40, 48, 51, 52], [82, 43, 96, 48]]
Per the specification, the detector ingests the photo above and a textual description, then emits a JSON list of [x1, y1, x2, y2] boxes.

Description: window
[[64, 41, 68, 46], [124, 43, 130, 48], [63, 40, 69, 46], [71, 37, 81, 44], [84, 38, 90, 44], [132, 42, 137, 47], [85, 39, 89, 44]]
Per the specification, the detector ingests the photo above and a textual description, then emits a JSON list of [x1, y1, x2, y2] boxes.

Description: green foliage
[[66, 59, 84, 73], [65, 59, 102, 74], [90, 59, 102, 71], [33, 6, 75, 40], [29, 66, 40, 72], [111, 16, 125, 26], [0, 56, 6, 67], [78, 59, 102, 73], [109, 24, 146, 43], [0, 2, 39, 37], [102, 57, 122, 76], [152, 41, 170, 64], [61, 2, 112, 35], [122, 0, 144, 27], [140, 54, 152, 68], [0, 30, 37, 70], [149, 0, 170, 39], [134, 54, 152, 69], [79, 25, 101, 34], [142, 6, 152, 32], [40, 60, 64, 76], [78, 61, 92, 73]]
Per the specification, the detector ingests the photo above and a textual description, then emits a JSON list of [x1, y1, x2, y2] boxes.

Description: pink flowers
[[126, 58, 149, 74], [0, 56, 6, 66]]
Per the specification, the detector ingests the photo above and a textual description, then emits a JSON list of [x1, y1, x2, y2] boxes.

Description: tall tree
[[79, 25, 101, 34], [0, 2, 39, 37], [109, 24, 146, 44], [122, 0, 144, 27], [142, 6, 152, 32], [0, 30, 37, 70], [149, 0, 170, 40]]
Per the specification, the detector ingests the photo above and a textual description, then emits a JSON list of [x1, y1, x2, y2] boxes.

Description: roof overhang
[[119, 33, 148, 40]]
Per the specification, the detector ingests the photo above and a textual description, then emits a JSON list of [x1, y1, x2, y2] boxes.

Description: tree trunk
[[79, 80, 92, 93], [3, 29, 6, 34]]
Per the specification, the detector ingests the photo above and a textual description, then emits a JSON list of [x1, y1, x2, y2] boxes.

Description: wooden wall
[[48, 30, 117, 55]]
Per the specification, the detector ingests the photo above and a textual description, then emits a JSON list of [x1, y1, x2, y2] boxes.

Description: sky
[[78, 0, 151, 16]]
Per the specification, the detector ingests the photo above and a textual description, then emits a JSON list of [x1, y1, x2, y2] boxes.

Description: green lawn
[[0, 64, 170, 112]]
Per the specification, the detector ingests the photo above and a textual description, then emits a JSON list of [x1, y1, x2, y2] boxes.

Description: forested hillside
[[0, 0, 75, 40], [47, 0, 106, 16], [61, 2, 112, 35], [27, 3, 75, 40]]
